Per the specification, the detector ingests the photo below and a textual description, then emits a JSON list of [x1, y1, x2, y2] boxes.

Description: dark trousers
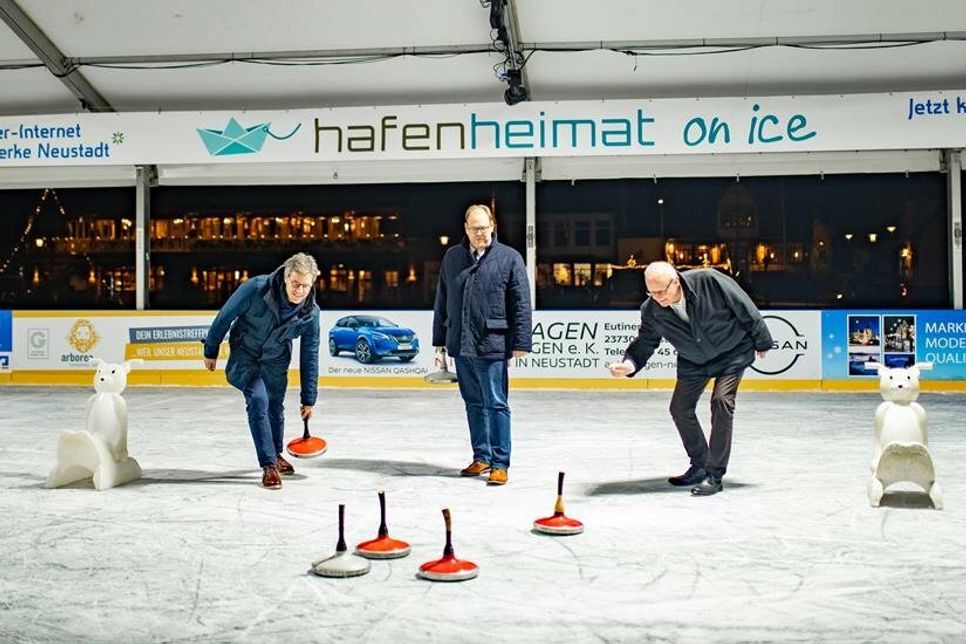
[[668, 370, 744, 478], [242, 376, 285, 468]]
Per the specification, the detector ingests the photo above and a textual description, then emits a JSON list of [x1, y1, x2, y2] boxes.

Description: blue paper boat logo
[[196, 117, 301, 156]]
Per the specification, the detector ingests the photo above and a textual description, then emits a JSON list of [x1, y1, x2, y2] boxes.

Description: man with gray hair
[[203, 253, 321, 490], [608, 261, 772, 496]]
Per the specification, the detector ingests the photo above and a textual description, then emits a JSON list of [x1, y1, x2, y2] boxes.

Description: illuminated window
[[574, 263, 592, 286], [553, 263, 572, 286], [593, 263, 613, 286], [329, 267, 349, 291]]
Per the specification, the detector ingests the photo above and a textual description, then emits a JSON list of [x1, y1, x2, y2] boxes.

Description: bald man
[[608, 262, 772, 496]]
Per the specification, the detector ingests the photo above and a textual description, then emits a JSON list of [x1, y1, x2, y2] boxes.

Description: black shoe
[[690, 476, 723, 496], [668, 465, 707, 487]]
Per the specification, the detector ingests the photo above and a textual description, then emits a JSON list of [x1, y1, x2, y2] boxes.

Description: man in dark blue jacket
[[608, 261, 772, 496], [433, 204, 532, 486], [203, 253, 321, 490]]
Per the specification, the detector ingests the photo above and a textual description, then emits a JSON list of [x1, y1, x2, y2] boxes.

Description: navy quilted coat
[[432, 234, 532, 360], [203, 265, 320, 405]]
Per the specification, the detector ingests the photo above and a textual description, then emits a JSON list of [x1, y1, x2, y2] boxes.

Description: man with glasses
[[608, 261, 772, 496], [433, 203, 532, 486], [203, 253, 321, 490]]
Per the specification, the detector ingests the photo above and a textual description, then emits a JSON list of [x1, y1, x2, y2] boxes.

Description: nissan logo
[[751, 315, 808, 375]]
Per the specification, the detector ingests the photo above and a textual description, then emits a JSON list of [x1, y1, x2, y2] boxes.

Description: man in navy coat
[[433, 204, 532, 486], [203, 253, 321, 490]]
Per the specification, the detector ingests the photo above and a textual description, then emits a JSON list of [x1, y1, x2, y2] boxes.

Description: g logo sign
[[27, 328, 49, 359], [751, 315, 808, 375]]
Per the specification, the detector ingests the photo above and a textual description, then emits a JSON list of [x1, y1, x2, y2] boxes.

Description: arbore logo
[[197, 117, 301, 156], [751, 315, 809, 375], [67, 319, 100, 354]]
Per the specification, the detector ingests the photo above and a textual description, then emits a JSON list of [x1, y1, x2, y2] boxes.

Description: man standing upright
[[433, 204, 532, 486], [203, 252, 321, 490], [608, 262, 772, 496]]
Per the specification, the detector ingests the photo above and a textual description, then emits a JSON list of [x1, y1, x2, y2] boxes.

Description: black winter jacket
[[432, 234, 532, 360], [623, 268, 772, 378]]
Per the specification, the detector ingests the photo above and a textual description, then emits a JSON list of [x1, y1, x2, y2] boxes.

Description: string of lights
[[0, 188, 95, 280]]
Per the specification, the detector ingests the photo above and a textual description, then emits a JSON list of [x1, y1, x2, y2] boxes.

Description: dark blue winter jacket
[[203, 265, 320, 405], [432, 234, 532, 360]]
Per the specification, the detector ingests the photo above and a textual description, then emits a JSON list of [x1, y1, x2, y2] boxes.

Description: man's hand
[[300, 405, 314, 420], [203, 357, 217, 371], [511, 350, 528, 360], [607, 359, 635, 377], [434, 347, 446, 368], [756, 350, 768, 360]]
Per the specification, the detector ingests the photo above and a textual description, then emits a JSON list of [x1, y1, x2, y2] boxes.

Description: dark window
[[536, 174, 948, 310], [0, 187, 136, 309]]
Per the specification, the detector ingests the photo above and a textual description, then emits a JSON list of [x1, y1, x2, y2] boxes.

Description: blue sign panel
[[822, 310, 966, 379], [0, 310, 11, 352]]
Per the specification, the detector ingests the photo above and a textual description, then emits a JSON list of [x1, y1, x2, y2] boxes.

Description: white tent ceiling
[[1, 0, 965, 116]]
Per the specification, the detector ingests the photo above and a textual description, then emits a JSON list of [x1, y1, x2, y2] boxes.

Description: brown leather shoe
[[460, 461, 491, 477], [276, 454, 295, 476], [261, 465, 282, 489], [487, 468, 508, 486]]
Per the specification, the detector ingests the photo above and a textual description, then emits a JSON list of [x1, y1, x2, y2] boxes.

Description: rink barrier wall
[[2, 308, 966, 391], [3, 371, 966, 392]]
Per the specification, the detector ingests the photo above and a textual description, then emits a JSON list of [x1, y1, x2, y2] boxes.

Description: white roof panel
[[0, 0, 964, 115]]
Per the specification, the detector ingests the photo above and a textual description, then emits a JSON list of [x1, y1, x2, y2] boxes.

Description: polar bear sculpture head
[[90, 358, 143, 395], [872, 362, 932, 404]]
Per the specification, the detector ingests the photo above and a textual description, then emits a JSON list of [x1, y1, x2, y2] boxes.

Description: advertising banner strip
[[6, 308, 966, 388], [0, 90, 965, 167]]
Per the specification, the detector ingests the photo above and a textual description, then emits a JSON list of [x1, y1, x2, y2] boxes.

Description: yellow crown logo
[[67, 319, 100, 354]]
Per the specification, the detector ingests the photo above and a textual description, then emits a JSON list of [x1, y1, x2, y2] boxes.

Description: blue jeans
[[455, 356, 511, 469], [242, 376, 286, 467]]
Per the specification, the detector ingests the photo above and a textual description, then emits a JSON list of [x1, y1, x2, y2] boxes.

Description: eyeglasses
[[287, 279, 313, 292], [646, 278, 676, 297], [466, 225, 492, 234]]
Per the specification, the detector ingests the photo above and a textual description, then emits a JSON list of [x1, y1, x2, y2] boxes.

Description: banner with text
[[822, 310, 966, 379], [1, 90, 964, 167], [10, 312, 221, 370], [8, 309, 822, 380]]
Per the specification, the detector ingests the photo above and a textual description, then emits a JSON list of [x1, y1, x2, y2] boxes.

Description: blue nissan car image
[[328, 315, 419, 364]]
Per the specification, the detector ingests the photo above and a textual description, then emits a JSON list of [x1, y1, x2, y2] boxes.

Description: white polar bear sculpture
[[868, 361, 942, 509], [47, 358, 144, 491]]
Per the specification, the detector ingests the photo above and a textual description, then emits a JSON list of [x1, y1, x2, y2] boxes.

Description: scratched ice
[[2, 386, 965, 643]]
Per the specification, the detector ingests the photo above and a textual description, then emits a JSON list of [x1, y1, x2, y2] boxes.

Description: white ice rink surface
[[2, 385, 965, 643]]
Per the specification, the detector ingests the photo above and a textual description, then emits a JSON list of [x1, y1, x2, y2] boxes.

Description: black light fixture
[[487, 0, 527, 106], [489, 0, 505, 29], [503, 69, 527, 106]]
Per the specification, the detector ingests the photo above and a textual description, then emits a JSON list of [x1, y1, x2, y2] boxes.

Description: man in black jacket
[[608, 261, 772, 496], [432, 204, 532, 486]]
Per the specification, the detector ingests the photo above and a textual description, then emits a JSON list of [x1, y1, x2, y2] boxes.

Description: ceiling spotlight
[[503, 69, 528, 106]]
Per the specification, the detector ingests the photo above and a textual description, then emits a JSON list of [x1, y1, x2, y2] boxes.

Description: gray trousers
[[668, 370, 744, 478]]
